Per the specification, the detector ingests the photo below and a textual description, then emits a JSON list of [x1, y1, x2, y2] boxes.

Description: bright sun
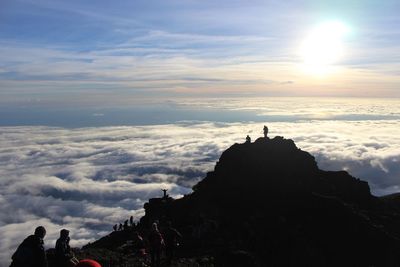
[[300, 21, 350, 76]]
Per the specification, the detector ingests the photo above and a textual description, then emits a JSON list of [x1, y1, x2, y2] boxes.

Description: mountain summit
[[193, 136, 372, 205], [87, 136, 400, 266]]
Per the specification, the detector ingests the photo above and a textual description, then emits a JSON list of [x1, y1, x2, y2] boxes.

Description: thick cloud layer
[[0, 121, 400, 266]]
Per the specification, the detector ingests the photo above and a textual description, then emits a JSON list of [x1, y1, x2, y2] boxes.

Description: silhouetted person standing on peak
[[163, 221, 182, 266], [113, 224, 117, 231], [246, 135, 251, 143], [130, 216, 134, 226], [162, 189, 168, 198], [148, 222, 164, 267], [55, 229, 79, 267], [263, 125, 269, 138], [10, 226, 48, 267], [118, 223, 123, 231]]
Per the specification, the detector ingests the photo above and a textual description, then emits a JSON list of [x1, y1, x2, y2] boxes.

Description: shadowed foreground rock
[[84, 136, 400, 267]]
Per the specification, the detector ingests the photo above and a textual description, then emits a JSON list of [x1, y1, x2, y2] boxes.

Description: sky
[[0, 0, 400, 107], [1, 1, 400, 266]]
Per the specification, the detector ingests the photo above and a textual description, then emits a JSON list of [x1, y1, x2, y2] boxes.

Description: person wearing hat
[[75, 259, 101, 267], [55, 229, 79, 267], [10, 226, 48, 267]]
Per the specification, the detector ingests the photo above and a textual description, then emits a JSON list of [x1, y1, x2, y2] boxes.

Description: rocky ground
[[56, 136, 400, 267]]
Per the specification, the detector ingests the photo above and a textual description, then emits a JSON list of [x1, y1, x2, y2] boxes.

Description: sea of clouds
[[0, 106, 400, 266]]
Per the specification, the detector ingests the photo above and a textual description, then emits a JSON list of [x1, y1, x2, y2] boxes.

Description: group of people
[[146, 222, 182, 267], [130, 222, 182, 267], [113, 216, 136, 232], [246, 125, 269, 143], [10, 226, 100, 267], [10, 221, 182, 267]]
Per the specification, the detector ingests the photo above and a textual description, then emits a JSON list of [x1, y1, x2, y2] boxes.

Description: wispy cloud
[[0, 38, 294, 98], [1, 1, 399, 98]]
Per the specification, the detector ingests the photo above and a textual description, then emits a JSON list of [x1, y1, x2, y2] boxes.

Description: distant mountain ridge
[[84, 135, 400, 266]]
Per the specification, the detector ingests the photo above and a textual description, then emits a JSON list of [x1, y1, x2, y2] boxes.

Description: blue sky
[[0, 0, 400, 107]]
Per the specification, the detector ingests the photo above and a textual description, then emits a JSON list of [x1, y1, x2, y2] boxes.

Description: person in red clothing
[[148, 222, 164, 267], [132, 231, 146, 257]]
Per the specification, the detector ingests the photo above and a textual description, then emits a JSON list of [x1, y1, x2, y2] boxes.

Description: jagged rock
[[85, 136, 400, 266]]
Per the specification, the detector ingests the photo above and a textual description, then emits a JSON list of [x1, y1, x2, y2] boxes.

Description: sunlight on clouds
[[1, 25, 399, 98]]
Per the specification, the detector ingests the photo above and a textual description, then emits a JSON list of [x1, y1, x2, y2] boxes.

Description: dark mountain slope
[[86, 136, 400, 266]]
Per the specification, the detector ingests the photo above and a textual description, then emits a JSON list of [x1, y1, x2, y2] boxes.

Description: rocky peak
[[193, 136, 371, 206]]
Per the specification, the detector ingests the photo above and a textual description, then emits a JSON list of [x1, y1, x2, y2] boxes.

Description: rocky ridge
[[82, 136, 400, 266]]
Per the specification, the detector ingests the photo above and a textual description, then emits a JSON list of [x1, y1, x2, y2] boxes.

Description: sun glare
[[300, 21, 350, 76]]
